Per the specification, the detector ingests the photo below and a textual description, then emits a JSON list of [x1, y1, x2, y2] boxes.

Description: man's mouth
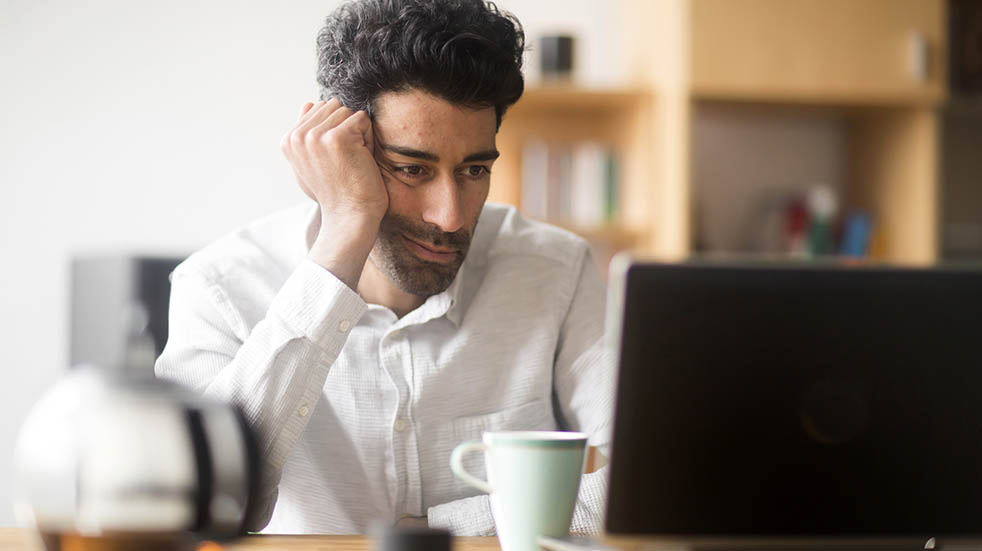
[[401, 235, 459, 263]]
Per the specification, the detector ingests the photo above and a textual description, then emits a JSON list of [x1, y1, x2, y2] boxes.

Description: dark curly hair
[[316, 0, 525, 129]]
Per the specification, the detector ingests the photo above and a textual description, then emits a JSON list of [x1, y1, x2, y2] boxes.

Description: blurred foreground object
[[378, 526, 451, 551], [13, 363, 259, 551], [70, 255, 184, 371]]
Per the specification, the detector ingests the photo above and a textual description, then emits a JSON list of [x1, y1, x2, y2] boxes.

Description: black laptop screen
[[606, 263, 982, 536]]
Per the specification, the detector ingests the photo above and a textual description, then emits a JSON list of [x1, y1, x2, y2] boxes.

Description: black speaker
[[540, 35, 574, 79]]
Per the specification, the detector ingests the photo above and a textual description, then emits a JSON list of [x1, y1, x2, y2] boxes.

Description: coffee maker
[[14, 312, 260, 550]]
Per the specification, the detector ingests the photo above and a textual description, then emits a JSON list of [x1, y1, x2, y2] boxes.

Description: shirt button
[[297, 404, 310, 418], [394, 417, 407, 432], [338, 319, 351, 332]]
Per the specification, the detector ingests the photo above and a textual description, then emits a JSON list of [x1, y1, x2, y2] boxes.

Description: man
[[155, 0, 613, 536]]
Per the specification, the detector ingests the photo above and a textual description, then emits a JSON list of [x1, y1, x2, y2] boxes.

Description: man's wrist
[[307, 211, 380, 290]]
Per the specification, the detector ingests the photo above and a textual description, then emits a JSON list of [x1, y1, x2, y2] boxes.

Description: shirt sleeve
[[553, 247, 615, 534], [554, 247, 614, 446], [429, 246, 614, 536], [427, 494, 495, 536], [154, 258, 367, 531]]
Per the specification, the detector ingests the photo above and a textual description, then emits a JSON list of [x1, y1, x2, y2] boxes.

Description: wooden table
[[0, 528, 502, 551]]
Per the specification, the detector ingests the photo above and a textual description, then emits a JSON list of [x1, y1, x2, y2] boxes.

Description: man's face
[[369, 88, 499, 297]]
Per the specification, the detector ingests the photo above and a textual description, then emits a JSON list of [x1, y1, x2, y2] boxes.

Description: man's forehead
[[371, 89, 497, 156], [371, 88, 495, 123]]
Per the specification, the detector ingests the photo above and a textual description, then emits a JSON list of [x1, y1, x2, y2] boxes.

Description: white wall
[[0, 0, 620, 526]]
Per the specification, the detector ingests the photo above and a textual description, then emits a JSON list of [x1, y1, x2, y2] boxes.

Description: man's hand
[[585, 446, 608, 474], [280, 98, 388, 289]]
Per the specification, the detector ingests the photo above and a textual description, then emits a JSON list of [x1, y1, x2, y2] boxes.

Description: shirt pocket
[[449, 399, 557, 495]]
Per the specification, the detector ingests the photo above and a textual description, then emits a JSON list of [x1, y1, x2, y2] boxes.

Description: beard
[[368, 211, 477, 297]]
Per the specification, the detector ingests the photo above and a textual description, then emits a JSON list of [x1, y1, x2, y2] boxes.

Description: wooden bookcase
[[490, 86, 656, 257], [494, 0, 946, 266]]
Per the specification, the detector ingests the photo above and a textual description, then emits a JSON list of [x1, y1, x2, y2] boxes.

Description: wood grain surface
[[0, 528, 501, 551]]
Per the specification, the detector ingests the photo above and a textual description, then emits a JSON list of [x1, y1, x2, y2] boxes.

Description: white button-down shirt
[[155, 202, 613, 535]]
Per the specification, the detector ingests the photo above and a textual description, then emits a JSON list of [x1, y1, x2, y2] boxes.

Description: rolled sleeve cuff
[[428, 494, 496, 536], [269, 259, 368, 349]]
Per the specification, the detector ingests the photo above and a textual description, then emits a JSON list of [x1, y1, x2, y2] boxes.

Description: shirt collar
[[442, 260, 466, 326], [390, 255, 467, 328]]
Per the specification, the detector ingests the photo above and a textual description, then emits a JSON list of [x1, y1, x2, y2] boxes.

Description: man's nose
[[420, 173, 465, 234]]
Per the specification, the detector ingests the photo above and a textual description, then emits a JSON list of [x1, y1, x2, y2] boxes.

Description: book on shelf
[[521, 139, 549, 220], [520, 139, 620, 228]]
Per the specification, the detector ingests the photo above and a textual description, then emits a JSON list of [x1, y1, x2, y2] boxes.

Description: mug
[[451, 431, 587, 551]]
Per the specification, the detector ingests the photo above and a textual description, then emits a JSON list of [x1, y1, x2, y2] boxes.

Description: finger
[[294, 98, 343, 135], [300, 99, 330, 125], [336, 110, 373, 146], [297, 101, 315, 123], [364, 118, 376, 155], [292, 100, 327, 135], [312, 104, 358, 135]]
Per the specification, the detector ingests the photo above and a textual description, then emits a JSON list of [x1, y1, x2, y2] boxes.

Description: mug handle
[[450, 440, 493, 493]]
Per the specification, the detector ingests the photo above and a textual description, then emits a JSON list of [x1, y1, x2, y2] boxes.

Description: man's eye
[[395, 165, 426, 177], [464, 165, 490, 177]]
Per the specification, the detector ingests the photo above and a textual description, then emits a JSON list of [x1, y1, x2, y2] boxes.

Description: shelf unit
[[490, 85, 656, 254], [493, 0, 947, 266]]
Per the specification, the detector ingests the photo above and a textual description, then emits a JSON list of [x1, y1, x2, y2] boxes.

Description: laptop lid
[[605, 259, 982, 539]]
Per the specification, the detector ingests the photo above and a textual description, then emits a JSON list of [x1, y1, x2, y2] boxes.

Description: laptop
[[585, 258, 982, 550]]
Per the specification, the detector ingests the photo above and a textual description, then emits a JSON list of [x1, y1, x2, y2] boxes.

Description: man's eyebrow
[[379, 144, 500, 164], [463, 149, 500, 163], [380, 144, 439, 162]]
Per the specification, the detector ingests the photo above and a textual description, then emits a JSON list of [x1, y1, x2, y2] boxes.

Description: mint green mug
[[450, 431, 587, 551]]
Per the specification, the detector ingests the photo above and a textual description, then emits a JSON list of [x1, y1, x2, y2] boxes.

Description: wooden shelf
[[688, 0, 946, 106], [506, 85, 650, 115], [549, 222, 645, 246], [691, 86, 945, 107]]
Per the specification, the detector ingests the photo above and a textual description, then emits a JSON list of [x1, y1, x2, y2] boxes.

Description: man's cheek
[[383, 179, 417, 210], [465, 184, 488, 220]]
